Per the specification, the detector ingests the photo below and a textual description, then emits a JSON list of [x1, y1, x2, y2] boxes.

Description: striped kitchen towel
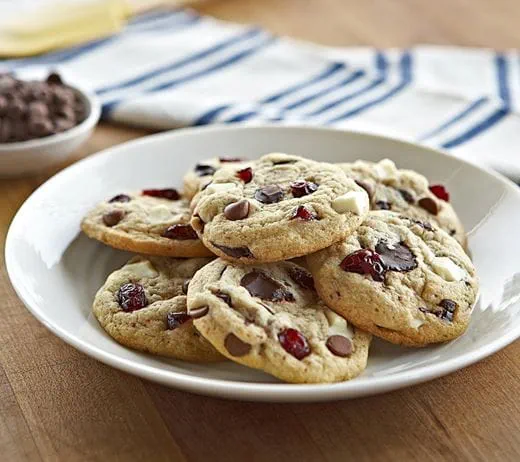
[[1, 8, 519, 179]]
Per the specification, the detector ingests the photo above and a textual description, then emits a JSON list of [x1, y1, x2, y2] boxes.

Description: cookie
[[339, 159, 466, 247], [183, 157, 248, 200], [186, 259, 371, 383], [307, 211, 478, 346], [93, 256, 223, 362], [191, 153, 370, 263], [81, 188, 213, 257]]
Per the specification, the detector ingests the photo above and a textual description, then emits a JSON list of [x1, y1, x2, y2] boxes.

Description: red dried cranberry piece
[[278, 328, 311, 360], [142, 188, 180, 200], [291, 205, 317, 220], [163, 224, 198, 240], [108, 194, 131, 203], [340, 249, 386, 282], [429, 184, 450, 202], [117, 283, 147, 312], [166, 312, 191, 330], [290, 180, 318, 198], [236, 167, 253, 183]]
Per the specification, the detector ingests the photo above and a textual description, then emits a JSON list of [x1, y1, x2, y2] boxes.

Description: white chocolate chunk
[[206, 183, 237, 194], [325, 309, 354, 339], [374, 159, 398, 180], [410, 318, 425, 329], [332, 190, 369, 215], [127, 261, 158, 279], [147, 205, 172, 224], [431, 257, 466, 282]]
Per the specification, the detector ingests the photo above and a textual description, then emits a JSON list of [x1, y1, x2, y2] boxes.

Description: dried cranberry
[[236, 167, 253, 183], [291, 205, 317, 220], [278, 328, 311, 360], [340, 249, 386, 282], [166, 312, 191, 330], [290, 181, 318, 198], [429, 184, 450, 202], [163, 224, 198, 240], [142, 188, 180, 200], [117, 283, 147, 312], [108, 194, 131, 203]]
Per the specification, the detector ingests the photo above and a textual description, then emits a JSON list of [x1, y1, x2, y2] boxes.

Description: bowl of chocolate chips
[[0, 72, 101, 177]]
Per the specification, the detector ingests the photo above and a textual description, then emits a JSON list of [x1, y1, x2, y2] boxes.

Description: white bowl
[[0, 86, 101, 177], [5, 125, 520, 402]]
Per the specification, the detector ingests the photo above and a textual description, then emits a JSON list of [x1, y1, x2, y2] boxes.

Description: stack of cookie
[[83, 153, 478, 384]]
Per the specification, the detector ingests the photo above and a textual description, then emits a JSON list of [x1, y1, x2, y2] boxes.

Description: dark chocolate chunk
[[375, 241, 417, 272], [255, 185, 284, 204], [240, 270, 294, 302], [326, 335, 353, 357], [212, 243, 254, 259], [224, 333, 251, 357]]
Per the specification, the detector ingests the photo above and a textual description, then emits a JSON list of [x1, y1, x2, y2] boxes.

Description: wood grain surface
[[2, 1, 520, 461]]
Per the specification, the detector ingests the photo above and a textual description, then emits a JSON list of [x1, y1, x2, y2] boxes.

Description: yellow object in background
[[0, 0, 192, 58]]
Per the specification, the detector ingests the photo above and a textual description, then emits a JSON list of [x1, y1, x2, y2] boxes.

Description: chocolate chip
[[438, 299, 457, 322], [224, 200, 250, 220], [194, 164, 216, 176], [54, 105, 75, 121], [398, 189, 415, 203], [102, 210, 125, 227], [47, 72, 63, 85], [272, 159, 297, 165], [418, 197, 439, 215], [219, 157, 243, 162], [240, 270, 295, 302], [212, 243, 254, 259], [108, 194, 131, 203], [255, 185, 283, 204], [166, 312, 191, 330], [355, 180, 373, 200], [449, 229, 456, 236], [375, 200, 391, 210], [288, 266, 315, 291], [28, 118, 54, 137], [214, 290, 232, 306], [224, 333, 251, 357], [28, 101, 49, 118], [54, 118, 75, 133], [375, 241, 417, 272], [163, 224, 198, 240], [189, 306, 209, 319], [326, 335, 353, 357], [182, 279, 191, 295]]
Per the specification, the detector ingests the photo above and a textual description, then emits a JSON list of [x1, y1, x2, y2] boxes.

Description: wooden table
[[2, 1, 520, 460]]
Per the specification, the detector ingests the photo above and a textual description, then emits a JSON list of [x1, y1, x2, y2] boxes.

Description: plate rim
[[6, 124, 520, 402]]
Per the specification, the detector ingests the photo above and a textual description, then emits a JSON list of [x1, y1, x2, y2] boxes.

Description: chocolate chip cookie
[[307, 211, 478, 346], [183, 156, 248, 200], [339, 159, 466, 247], [93, 256, 223, 361], [81, 189, 213, 257], [191, 153, 370, 263], [187, 259, 371, 383]]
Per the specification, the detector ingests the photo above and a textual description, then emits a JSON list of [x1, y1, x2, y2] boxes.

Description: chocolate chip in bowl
[[0, 72, 101, 177]]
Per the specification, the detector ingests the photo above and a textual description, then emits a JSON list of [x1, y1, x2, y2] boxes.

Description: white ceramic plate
[[6, 126, 520, 402]]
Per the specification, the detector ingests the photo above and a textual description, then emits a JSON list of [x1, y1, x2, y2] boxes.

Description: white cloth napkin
[[2, 8, 519, 179]]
